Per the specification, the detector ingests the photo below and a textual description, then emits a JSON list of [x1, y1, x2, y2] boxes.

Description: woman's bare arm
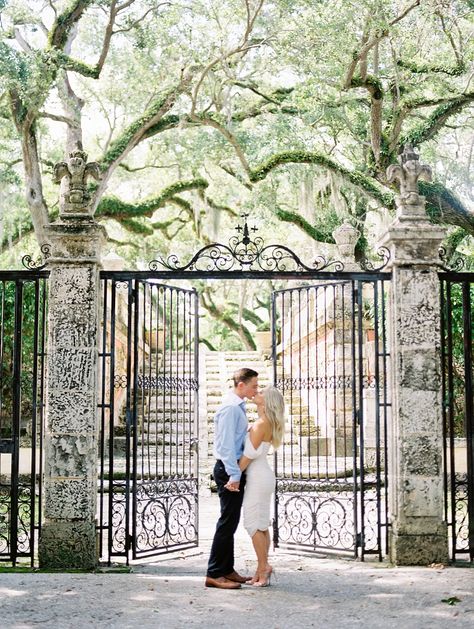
[[239, 455, 251, 471]]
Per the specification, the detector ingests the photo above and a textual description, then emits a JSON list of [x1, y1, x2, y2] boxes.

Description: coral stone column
[[380, 145, 448, 565], [39, 149, 105, 568]]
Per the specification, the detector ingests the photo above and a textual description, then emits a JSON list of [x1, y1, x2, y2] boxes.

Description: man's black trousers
[[207, 460, 246, 578]]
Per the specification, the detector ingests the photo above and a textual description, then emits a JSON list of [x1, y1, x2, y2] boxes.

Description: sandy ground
[[1, 494, 473, 629]]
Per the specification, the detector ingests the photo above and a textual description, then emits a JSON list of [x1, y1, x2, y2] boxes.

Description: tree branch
[[421, 181, 474, 234], [400, 93, 474, 146], [397, 58, 466, 76], [37, 110, 80, 127], [47, 0, 138, 79], [249, 150, 394, 207], [350, 75, 384, 165], [201, 289, 255, 350], [94, 75, 194, 208], [95, 178, 209, 219], [343, 0, 421, 89], [47, 0, 94, 50], [192, 114, 251, 174], [275, 207, 335, 243]]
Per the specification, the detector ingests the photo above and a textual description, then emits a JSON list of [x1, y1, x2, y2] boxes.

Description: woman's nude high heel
[[249, 572, 259, 585], [252, 566, 274, 587]]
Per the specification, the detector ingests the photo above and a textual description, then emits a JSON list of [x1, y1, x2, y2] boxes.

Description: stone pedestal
[[38, 219, 106, 569], [381, 147, 449, 565]]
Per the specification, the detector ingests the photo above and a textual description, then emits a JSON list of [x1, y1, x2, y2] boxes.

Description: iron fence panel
[[0, 271, 47, 565]]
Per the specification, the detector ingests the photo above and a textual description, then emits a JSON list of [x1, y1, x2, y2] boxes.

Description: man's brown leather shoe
[[205, 576, 241, 589], [224, 570, 252, 584]]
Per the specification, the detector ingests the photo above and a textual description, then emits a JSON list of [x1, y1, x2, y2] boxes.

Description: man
[[205, 367, 259, 589]]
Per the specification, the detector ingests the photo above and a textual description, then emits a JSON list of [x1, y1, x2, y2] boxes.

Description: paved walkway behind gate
[[1, 494, 473, 628]]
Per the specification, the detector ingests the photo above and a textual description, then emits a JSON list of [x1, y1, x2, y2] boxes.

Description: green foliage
[[275, 207, 335, 243], [443, 282, 474, 437], [0, 280, 45, 438], [51, 50, 99, 78], [0, 44, 54, 119], [96, 179, 208, 226], [441, 597, 461, 606], [421, 182, 472, 229], [1, 0, 474, 268]]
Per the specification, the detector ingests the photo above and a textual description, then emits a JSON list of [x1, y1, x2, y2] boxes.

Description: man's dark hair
[[233, 368, 258, 387]]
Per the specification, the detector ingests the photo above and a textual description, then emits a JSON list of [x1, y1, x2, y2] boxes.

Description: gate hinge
[[355, 408, 361, 425], [356, 532, 363, 548]]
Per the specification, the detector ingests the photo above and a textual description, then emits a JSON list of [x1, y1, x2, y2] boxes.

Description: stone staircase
[[108, 348, 354, 484], [109, 350, 272, 482]]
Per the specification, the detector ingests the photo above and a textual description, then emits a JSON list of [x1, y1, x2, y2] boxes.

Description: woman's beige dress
[[242, 435, 275, 537]]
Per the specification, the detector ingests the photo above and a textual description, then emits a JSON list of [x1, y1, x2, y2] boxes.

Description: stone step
[[145, 397, 193, 407], [111, 440, 196, 456], [139, 423, 190, 435], [140, 413, 195, 423]]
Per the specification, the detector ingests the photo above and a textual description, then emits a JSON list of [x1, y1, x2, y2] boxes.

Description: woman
[[228, 386, 285, 587]]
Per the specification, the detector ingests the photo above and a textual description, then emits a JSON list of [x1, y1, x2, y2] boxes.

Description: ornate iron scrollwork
[[22, 244, 51, 270], [359, 246, 391, 271], [137, 374, 198, 391], [149, 214, 345, 273], [277, 374, 379, 391], [438, 246, 465, 272], [113, 374, 128, 389], [134, 478, 198, 554]]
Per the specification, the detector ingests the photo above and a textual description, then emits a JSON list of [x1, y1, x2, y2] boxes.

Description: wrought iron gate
[[441, 272, 474, 561], [98, 274, 199, 562], [0, 271, 47, 565], [272, 276, 390, 559]]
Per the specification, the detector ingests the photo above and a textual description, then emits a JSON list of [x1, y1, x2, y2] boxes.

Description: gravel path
[[1, 495, 473, 628]]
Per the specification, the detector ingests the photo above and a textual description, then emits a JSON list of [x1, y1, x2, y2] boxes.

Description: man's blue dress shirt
[[213, 391, 248, 482]]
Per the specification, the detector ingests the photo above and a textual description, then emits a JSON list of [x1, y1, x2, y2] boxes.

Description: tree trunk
[[21, 121, 50, 247]]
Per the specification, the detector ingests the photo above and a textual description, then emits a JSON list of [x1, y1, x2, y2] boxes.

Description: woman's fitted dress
[[242, 435, 275, 537]]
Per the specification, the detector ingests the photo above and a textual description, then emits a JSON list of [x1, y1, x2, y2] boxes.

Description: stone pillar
[[380, 145, 448, 565], [39, 149, 106, 569]]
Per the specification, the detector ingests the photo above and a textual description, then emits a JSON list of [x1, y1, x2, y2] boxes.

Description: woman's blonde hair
[[263, 386, 285, 449]]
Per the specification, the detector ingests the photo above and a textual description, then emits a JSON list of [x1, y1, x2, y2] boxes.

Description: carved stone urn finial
[[386, 144, 432, 219], [333, 221, 360, 269], [53, 144, 101, 218], [333, 221, 360, 258]]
